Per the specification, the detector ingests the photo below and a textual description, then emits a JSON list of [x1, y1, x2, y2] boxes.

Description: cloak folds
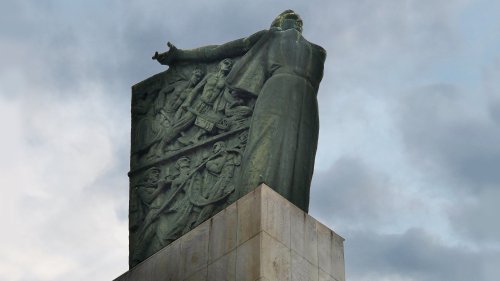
[[226, 28, 326, 212]]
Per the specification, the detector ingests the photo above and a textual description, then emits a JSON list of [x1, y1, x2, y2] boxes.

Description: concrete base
[[114, 184, 345, 281]]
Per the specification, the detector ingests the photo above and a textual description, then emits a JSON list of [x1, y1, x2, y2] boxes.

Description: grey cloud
[[0, 1, 311, 99], [396, 83, 500, 190], [448, 188, 500, 243], [309, 0, 463, 75], [310, 157, 396, 228], [0, 1, 123, 96], [484, 59, 500, 124], [1, 0, 498, 280], [395, 83, 500, 243], [348, 228, 496, 281], [490, 100, 500, 125]]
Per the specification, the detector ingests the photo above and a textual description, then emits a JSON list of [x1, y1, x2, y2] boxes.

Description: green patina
[[129, 10, 326, 267]]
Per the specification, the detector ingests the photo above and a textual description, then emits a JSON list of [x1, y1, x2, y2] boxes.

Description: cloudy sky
[[1, 0, 499, 280]]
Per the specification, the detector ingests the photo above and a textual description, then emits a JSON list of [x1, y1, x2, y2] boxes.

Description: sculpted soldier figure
[[131, 69, 205, 158], [153, 10, 325, 211], [163, 68, 204, 119], [131, 158, 193, 264], [161, 58, 234, 148], [189, 141, 241, 225]]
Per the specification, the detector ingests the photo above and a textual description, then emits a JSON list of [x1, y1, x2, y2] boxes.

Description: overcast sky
[[1, 1, 499, 280]]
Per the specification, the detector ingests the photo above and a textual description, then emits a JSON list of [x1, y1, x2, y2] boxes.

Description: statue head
[[176, 157, 191, 170], [270, 10, 303, 33], [190, 68, 204, 84], [144, 167, 160, 184], [213, 141, 226, 154], [219, 58, 233, 74]]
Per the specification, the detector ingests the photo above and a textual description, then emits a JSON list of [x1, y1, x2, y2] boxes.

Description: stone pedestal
[[114, 184, 345, 281]]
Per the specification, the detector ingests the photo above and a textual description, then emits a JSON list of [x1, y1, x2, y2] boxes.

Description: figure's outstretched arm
[[153, 30, 266, 65]]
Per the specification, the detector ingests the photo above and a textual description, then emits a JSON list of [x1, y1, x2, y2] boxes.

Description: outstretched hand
[[152, 42, 178, 65]]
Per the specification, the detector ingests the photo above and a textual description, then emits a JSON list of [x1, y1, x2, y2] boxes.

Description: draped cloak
[[225, 28, 326, 212]]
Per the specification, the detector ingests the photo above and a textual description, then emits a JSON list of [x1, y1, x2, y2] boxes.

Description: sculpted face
[[219, 59, 233, 73], [146, 168, 160, 184], [190, 69, 203, 84], [271, 10, 303, 33], [213, 142, 225, 154], [280, 15, 302, 32], [176, 157, 190, 170]]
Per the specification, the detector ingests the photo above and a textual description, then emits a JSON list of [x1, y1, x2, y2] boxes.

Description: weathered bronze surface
[[129, 10, 326, 267]]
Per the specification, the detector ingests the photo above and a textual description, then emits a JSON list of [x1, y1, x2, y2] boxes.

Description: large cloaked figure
[[154, 10, 326, 211]]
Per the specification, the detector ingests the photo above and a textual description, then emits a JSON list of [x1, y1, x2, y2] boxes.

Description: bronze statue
[[128, 9, 325, 267], [153, 10, 325, 211]]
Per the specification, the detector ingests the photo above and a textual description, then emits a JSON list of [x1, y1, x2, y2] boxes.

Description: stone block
[[235, 234, 261, 281], [291, 251, 318, 281], [209, 203, 238, 263], [261, 232, 291, 280], [319, 269, 336, 281], [207, 251, 236, 281], [237, 189, 262, 245], [330, 233, 345, 281], [113, 184, 345, 281], [316, 221, 345, 281], [290, 206, 318, 266], [316, 221, 333, 276], [151, 241, 181, 281], [180, 220, 210, 279], [184, 268, 207, 281], [261, 187, 291, 247]]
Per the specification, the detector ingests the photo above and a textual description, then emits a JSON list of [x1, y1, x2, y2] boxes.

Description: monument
[[117, 10, 345, 281]]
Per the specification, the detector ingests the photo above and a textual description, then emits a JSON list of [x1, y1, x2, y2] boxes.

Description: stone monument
[[116, 184, 345, 281], [118, 10, 345, 280]]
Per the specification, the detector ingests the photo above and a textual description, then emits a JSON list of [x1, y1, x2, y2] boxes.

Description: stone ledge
[[114, 184, 345, 281]]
